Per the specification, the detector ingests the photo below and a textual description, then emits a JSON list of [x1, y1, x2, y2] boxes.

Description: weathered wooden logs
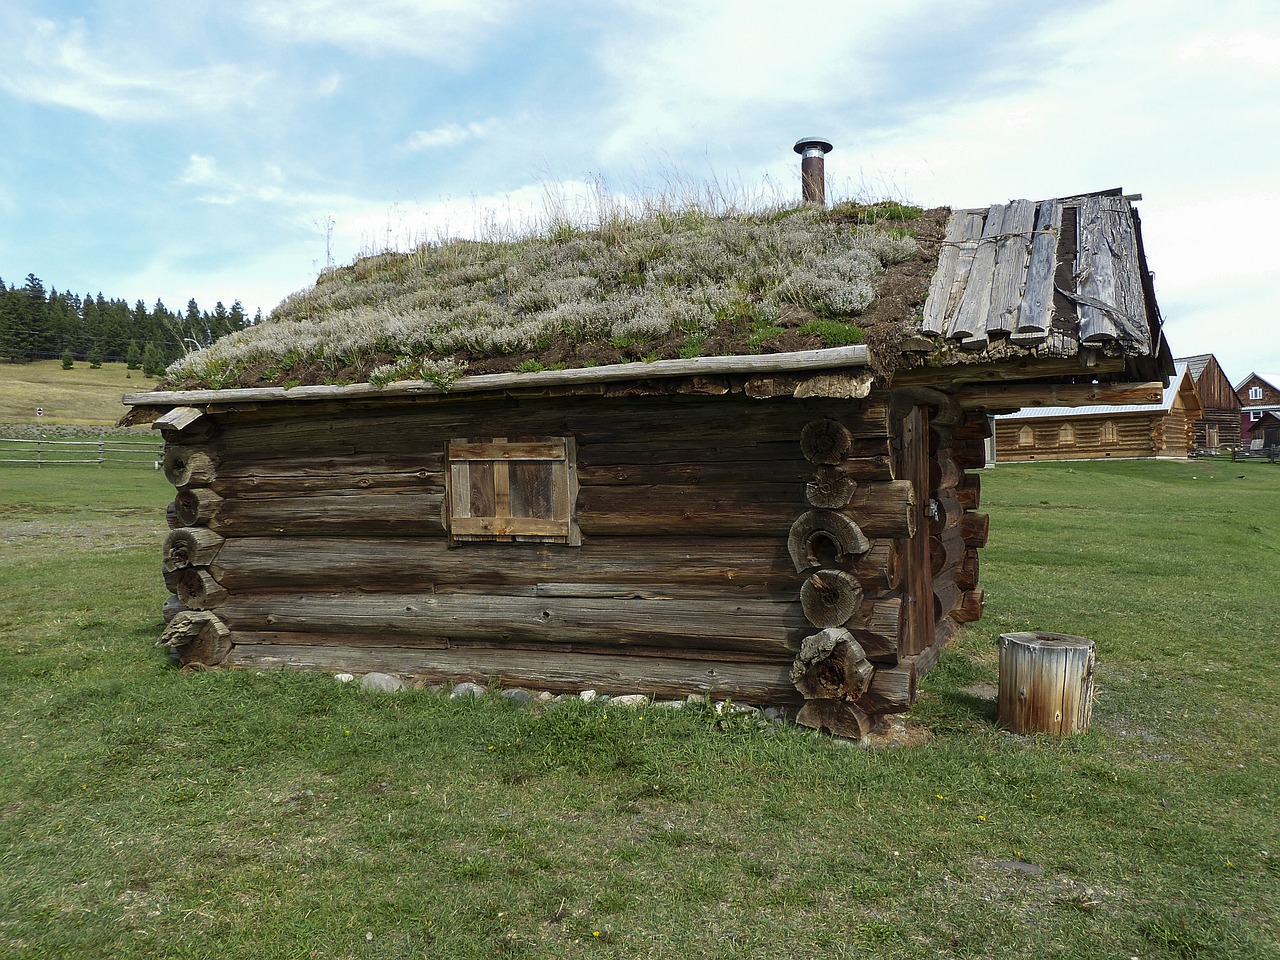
[[953, 589, 985, 623], [956, 472, 981, 510], [173, 488, 223, 527], [216, 592, 804, 655], [998, 631, 1095, 735], [158, 611, 232, 666], [177, 568, 229, 610], [800, 418, 853, 464], [788, 510, 869, 573], [959, 512, 990, 548], [799, 570, 864, 628], [805, 467, 855, 508], [162, 594, 190, 624], [162, 527, 225, 571], [790, 628, 874, 700], [845, 480, 915, 539], [795, 699, 873, 739], [163, 446, 218, 488]]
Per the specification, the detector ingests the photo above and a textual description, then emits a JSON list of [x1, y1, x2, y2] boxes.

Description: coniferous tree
[[126, 340, 142, 370], [142, 342, 163, 378], [61, 348, 74, 369]]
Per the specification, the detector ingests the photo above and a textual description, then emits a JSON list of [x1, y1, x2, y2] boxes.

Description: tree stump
[[998, 632, 1095, 735]]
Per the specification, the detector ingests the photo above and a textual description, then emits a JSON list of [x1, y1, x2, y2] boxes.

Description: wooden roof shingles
[[922, 191, 1157, 362]]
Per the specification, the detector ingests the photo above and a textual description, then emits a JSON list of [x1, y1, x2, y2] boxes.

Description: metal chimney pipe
[[794, 137, 833, 206]]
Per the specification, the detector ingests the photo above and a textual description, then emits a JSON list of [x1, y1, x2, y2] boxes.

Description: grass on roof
[[162, 200, 939, 392]]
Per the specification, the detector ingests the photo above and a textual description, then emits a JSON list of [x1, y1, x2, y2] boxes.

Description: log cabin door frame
[[897, 405, 934, 657]]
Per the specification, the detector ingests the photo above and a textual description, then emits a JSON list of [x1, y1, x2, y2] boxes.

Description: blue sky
[[2, 0, 1277, 380]]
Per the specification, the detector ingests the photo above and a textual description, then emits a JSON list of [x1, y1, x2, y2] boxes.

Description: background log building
[[1178, 353, 1241, 452], [124, 183, 1172, 738], [994, 361, 1200, 461]]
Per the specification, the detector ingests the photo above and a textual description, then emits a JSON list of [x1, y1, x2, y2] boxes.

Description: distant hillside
[[0, 360, 155, 426]]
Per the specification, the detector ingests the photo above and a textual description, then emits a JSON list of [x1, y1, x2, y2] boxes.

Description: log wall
[[993, 411, 1192, 461], [152, 385, 988, 722]]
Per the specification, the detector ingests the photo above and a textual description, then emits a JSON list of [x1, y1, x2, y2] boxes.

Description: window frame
[[444, 436, 580, 546]]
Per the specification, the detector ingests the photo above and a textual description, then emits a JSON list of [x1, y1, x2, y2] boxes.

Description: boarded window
[[445, 437, 579, 545], [1100, 420, 1118, 444], [1017, 425, 1034, 447], [1057, 423, 1075, 445]]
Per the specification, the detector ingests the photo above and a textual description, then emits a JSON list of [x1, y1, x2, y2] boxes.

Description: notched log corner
[[158, 611, 232, 667]]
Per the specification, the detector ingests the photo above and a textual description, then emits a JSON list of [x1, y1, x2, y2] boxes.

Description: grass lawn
[[0, 457, 1276, 959], [0, 360, 159, 426]]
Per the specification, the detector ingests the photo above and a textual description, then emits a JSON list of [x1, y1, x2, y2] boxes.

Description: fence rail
[[0, 436, 164, 468]]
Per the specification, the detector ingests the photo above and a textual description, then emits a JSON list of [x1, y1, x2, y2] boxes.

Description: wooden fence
[[0, 436, 164, 468]]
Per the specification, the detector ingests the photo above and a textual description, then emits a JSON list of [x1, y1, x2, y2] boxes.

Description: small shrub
[[61, 350, 74, 370]]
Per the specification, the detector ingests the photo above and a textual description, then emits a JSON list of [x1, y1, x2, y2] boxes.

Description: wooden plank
[[224, 640, 801, 703], [987, 198, 1036, 336], [216, 591, 806, 654], [124, 346, 873, 409], [948, 203, 1007, 346], [921, 211, 968, 333], [1075, 195, 1118, 343], [447, 440, 567, 461], [451, 516, 568, 538], [1013, 200, 1062, 343], [152, 406, 204, 431], [956, 380, 1163, 411]]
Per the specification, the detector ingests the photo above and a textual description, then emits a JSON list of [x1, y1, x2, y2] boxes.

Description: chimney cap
[[793, 137, 833, 156]]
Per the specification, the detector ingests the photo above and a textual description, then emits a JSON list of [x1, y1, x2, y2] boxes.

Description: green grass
[[0, 360, 155, 426], [1, 459, 1277, 958]]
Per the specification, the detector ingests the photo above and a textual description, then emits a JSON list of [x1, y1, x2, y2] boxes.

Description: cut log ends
[[174, 488, 223, 527], [163, 526, 226, 572], [787, 510, 870, 573], [956, 472, 981, 510], [805, 467, 856, 509], [953, 589, 985, 624], [158, 611, 232, 667], [800, 419, 853, 464], [176, 567, 230, 610], [163, 446, 218, 489], [997, 631, 1095, 735], [795, 698, 873, 740], [790, 628, 874, 700], [799, 569, 864, 629], [959, 511, 990, 548]]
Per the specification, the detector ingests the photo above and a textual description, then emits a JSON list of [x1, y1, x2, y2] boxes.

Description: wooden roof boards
[[921, 191, 1157, 361]]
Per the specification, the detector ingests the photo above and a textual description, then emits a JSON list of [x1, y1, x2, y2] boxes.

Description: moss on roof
[[162, 201, 947, 391]]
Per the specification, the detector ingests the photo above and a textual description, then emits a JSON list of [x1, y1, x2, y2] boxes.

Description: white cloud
[[405, 119, 498, 152], [0, 16, 268, 122], [243, 0, 514, 61]]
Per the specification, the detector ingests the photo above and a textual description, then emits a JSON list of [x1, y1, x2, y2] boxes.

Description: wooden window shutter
[[445, 437, 580, 545]]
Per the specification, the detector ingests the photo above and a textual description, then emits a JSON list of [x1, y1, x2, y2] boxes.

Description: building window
[[1057, 423, 1075, 445], [445, 437, 579, 545], [1251, 411, 1263, 422], [1100, 420, 1118, 444], [1249, 386, 1263, 400], [1018, 425, 1034, 447]]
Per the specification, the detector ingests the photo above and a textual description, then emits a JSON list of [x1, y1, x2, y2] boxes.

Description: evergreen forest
[[0, 272, 257, 375]]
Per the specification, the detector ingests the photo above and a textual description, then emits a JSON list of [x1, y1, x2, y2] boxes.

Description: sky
[[1, 0, 1277, 381]]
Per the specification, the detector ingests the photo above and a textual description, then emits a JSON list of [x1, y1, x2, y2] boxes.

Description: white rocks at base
[[608, 694, 649, 708], [578, 689, 598, 702], [450, 681, 487, 699], [334, 673, 355, 683], [360, 672, 404, 693]]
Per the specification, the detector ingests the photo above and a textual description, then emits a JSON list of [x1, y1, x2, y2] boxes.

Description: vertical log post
[[997, 631, 1095, 735]]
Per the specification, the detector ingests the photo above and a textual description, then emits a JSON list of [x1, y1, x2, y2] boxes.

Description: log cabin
[[122, 179, 1173, 739], [1177, 354, 1241, 452], [994, 361, 1200, 461]]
